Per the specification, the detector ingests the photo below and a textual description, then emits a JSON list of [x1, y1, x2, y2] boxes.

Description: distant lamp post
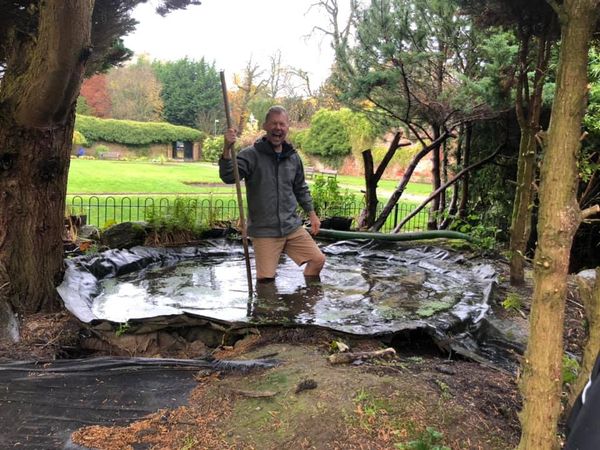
[[248, 113, 258, 131], [214, 119, 220, 136]]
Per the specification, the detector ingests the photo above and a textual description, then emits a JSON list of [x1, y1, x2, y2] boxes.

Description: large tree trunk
[[518, 2, 599, 448], [0, 0, 94, 336]]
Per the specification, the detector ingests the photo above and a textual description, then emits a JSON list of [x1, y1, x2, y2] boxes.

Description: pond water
[[77, 241, 497, 336], [58, 240, 525, 368]]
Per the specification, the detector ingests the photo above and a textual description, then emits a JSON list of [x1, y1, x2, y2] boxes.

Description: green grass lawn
[[334, 173, 432, 197], [67, 159, 431, 197], [67, 159, 231, 194]]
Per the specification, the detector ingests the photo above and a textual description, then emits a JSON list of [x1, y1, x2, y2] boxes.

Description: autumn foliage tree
[[107, 56, 163, 122], [80, 74, 112, 117]]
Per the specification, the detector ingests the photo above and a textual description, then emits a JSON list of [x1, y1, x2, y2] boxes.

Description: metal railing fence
[[67, 195, 429, 232]]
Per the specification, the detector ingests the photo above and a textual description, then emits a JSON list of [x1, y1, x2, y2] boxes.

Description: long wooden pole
[[220, 71, 253, 296]]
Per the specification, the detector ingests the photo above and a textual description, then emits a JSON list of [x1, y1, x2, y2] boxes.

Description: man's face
[[263, 112, 289, 148]]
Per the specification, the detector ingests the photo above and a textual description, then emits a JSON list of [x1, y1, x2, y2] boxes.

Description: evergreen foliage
[[153, 57, 222, 129], [302, 108, 377, 158], [332, 0, 486, 126], [310, 176, 357, 218], [75, 115, 203, 145], [288, 128, 310, 151], [304, 109, 351, 157]]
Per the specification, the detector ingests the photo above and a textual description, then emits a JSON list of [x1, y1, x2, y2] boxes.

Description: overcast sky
[[123, 0, 345, 90]]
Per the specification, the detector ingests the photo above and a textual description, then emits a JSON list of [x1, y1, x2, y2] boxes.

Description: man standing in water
[[219, 105, 325, 283]]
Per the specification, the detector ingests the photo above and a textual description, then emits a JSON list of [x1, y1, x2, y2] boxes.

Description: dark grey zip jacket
[[219, 137, 314, 237]]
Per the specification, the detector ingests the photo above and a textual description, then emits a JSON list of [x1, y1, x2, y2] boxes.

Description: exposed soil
[[0, 261, 588, 450], [67, 330, 521, 450]]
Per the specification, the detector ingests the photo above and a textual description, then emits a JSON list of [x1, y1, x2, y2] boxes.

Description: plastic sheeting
[[0, 356, 279, 449], [59, 241, 497, 330], [56, 240, 524, 370]]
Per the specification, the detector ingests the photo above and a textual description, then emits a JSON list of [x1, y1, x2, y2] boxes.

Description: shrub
[[303, 109, 351, 158], [94, 144, 110, 157], [288, 128, 309, 151], [202, 135, 224, 162], [310, 175, 357, 218], [302, 108, 378, 160], [337, 108, 379, 154], [75, 114, 203, 146], [371, 142, 421, 167], [450, 213, 500, 252], [145, 197, 205, 246], [146, 197, 198, 232], [72, 130, 89, 147]]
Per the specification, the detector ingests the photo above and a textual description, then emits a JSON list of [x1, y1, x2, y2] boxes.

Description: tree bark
[[458, 123, 472, 220], [509, 30, 552, 285], [509, 127, 538, 284], [358, 132, 407, 229], [518, 2, 599, 448], [0, 1, 94, 328], [428, 126, 442, 229], [439, 184, 459, 230]]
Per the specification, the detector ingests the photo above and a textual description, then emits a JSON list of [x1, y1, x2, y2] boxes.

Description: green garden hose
[[314, 228, 473, 242]]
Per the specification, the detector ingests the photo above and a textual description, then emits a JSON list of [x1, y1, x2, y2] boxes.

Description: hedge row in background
[[75, 114, 204, 146]]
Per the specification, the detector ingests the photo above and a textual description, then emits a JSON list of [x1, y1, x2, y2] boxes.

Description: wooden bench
[[305, 166, 315, 179], [318, 168, 338, 180], [99, 151, 121, 160]]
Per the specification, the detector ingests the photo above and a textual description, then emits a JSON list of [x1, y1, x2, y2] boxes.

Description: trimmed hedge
[[75, 114, 204, 145]]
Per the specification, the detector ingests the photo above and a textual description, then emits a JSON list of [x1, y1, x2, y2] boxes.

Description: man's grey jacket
[[219, 137, 314, 238]]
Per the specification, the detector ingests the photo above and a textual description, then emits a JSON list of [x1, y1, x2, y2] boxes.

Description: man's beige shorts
[[251, 227, 323, 279]]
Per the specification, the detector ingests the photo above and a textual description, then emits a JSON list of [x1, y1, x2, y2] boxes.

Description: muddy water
[[91, 242, 496, 335]]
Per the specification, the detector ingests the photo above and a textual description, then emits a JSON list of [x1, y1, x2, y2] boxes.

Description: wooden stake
[[220, 71, 253, 296]]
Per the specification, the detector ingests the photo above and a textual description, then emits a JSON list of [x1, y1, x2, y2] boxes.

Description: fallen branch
[[328, 347, 396, 365], [228, 389, 278, 398]]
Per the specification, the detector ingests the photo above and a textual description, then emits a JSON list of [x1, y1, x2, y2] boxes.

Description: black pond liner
[[0, 356, 279, 449], [56, 239, 523, 371]]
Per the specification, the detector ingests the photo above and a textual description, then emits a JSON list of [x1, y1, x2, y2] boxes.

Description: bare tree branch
[[393, 143, 503, 232]]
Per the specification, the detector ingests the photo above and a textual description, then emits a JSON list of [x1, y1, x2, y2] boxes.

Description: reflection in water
[[91, 243, 496, 336], [252, 278, 324, 323]]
